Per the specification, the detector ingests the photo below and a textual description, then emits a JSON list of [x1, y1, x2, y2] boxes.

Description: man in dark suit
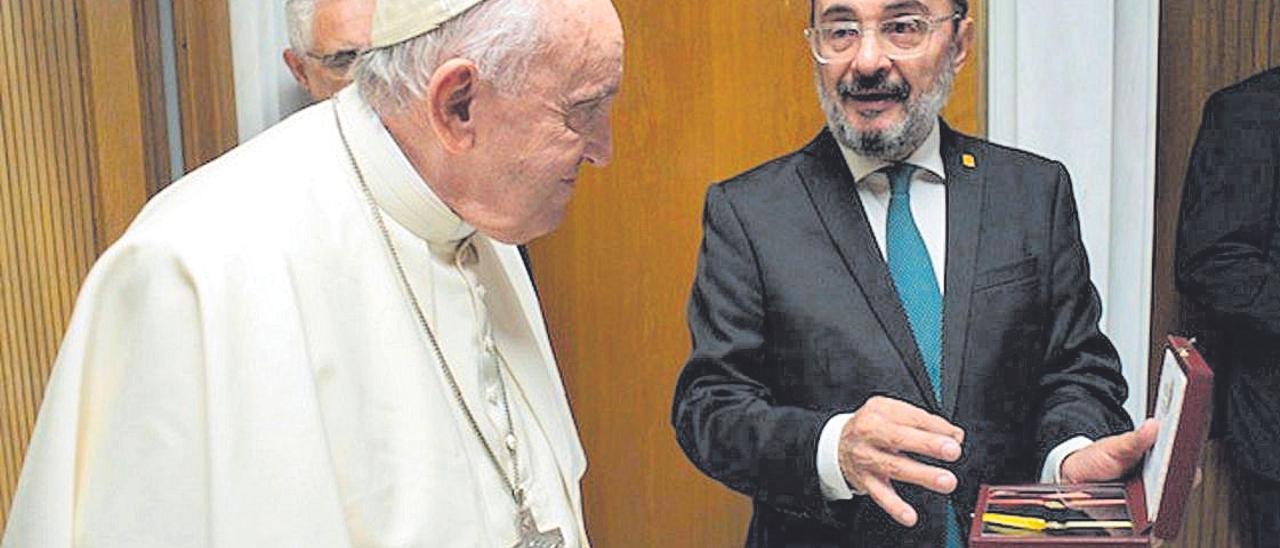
[[671, 0, 1157, 545], [1175, 67, 1280, 547]]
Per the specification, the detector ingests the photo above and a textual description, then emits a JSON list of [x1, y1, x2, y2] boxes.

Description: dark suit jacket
[[1175, 67, 1280, 481], [672, 124, 1132, 547]]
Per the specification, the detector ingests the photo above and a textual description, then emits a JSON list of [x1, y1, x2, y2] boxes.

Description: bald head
[[545, 0, 624, 38]]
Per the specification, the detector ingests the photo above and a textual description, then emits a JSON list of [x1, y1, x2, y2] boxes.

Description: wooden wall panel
[[172, 0, 237, 172], [0, 0, 99, 531], [0, 0, 172, 533], [530, 1, 985, 545], [1151, 0, 1279, 546]]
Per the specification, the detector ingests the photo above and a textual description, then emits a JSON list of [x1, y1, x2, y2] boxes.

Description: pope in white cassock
[[1, 0, 623, 545]]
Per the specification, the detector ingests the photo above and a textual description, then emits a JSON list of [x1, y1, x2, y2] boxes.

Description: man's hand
[[1060, 419, 1159, 483], [837, 396, 965, 527]]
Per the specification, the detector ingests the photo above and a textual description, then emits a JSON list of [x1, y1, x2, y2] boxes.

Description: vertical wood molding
[[79, 0, 151, 251], [0, 0, 99, 531], [133, 0, 173, 197], [172, 0, 238, 172]]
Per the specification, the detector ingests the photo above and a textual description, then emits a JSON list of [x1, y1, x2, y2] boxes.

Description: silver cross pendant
[[512, 507, 565, 548]]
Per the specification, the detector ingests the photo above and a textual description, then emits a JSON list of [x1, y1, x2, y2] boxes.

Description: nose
[[583, 117, 614, 167], [850, 30, 893, 78]]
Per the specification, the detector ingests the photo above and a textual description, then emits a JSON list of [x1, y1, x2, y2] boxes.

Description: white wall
[[228, 0, 312, 142], [987, 0, 1160, 423]]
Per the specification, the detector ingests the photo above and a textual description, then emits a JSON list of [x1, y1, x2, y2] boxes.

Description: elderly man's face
[[813, 0, 970, 160], [285, 0, 374, 101], [455, 0, 624, 244]]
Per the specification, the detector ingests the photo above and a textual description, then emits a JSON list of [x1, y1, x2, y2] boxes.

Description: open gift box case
[[969, 336, 1213, 547]]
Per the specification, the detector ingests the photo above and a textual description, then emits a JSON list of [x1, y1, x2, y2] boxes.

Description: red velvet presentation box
[[969, 336, 1213, 547]]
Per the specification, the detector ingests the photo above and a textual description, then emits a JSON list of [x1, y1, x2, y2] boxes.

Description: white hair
[[285, 0, 315, 53], [353, 0, 546, 113]]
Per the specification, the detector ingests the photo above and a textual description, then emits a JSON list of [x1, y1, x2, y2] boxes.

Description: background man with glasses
[[672, 0, 1157, 545], [283, 0, 373, 101]]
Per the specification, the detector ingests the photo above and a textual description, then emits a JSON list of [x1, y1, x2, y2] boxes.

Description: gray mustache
[[837, 78, 910, 100]]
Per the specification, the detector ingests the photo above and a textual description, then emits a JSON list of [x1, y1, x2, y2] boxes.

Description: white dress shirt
[[814, 123, 1093, 500]]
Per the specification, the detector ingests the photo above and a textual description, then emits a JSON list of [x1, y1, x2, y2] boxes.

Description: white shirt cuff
[[817, 412, 861, 500], [1040, 436, 1095, 483]]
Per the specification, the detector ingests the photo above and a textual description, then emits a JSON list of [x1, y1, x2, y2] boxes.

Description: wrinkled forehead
[[537, 41, 622, 103], [812, 0, 950, 22]]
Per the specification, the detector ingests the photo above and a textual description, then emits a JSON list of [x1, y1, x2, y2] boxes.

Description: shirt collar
[[836, 120, 946, 184], [333, 85, 475, 244]]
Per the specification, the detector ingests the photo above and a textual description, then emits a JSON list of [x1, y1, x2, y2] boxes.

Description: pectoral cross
[[513, 507, 564, 548]]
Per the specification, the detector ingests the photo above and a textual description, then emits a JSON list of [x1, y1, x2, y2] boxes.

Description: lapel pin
[[962, 153, 977, 169]]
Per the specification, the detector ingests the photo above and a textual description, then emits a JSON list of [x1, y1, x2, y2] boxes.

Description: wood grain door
[[529, 1, 985, 545]]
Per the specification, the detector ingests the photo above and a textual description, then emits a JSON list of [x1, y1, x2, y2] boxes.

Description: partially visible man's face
[[450, 0, 625, 244], [285, 0, 374, 101], [812, 0, 970, 160]]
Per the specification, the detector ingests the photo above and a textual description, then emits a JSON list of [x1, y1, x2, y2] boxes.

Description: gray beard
[[816, 49, 957, 162]]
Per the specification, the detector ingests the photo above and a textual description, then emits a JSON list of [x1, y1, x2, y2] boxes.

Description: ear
[[284, 49, 310, 89], [951, 16, 975, 73], [425, 58, 481, 154]]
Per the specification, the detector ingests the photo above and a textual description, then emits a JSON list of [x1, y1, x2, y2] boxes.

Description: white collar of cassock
[[836, 120, 947, 185], [333, 85, 476, 244]]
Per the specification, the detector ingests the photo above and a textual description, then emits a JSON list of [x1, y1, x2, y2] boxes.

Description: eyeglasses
[[804, 12, 961, 63], [306, 49, 361, 73]]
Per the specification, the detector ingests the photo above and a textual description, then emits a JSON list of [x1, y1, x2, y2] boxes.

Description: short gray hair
[[353, 0, 546, 113], [285, 0, 315, 53]]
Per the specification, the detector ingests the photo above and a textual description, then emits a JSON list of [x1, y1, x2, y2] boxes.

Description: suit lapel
[[796, 130, 941, 412], [939, 124, 986, 419]]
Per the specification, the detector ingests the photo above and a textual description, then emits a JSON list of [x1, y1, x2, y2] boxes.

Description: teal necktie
[[883, 164, 962, 548]]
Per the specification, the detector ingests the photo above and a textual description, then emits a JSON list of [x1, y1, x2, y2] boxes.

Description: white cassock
[[2, 87, 588, 547]]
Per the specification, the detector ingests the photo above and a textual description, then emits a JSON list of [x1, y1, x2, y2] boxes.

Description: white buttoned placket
[[451, 238, 532, 502], [333, 95, 575, 546]]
